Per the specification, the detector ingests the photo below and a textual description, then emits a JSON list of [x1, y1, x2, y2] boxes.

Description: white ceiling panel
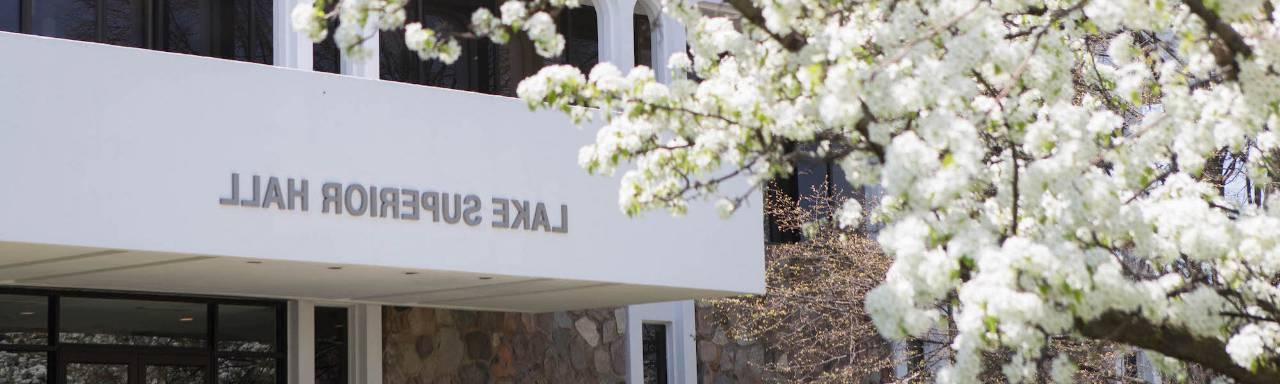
[[0, 250, 201, 282], [0, 242, 111, 267], [30, 256, 500, 301]]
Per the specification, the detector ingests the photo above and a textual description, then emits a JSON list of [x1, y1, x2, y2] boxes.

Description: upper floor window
[[633, 13, 652, 68], [0, 0, 17, 33], [379, 0, 598, 96], [380, 0, 496, 93], [766, 143, 859, 243], [549, 7, 598, 74], [6, 0, 273, 64]]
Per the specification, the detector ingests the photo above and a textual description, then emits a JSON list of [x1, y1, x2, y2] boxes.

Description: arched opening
[[632, 0, 658, 69]]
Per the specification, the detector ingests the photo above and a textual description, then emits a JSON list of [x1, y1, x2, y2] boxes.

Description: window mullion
[[96, 0, 106, 42]]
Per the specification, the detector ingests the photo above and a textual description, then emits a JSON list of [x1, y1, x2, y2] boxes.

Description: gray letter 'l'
[[219, 173, 240, 205]]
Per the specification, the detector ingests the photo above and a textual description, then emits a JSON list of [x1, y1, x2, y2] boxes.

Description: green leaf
[[1082, 20, 1099, 34]]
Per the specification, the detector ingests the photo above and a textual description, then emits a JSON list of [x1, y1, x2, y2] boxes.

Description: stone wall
[[383, 306, 628, 384], [694, 300, 769, 384]]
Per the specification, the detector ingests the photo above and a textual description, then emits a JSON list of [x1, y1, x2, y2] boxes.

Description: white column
[[341, 29, 380, 78], [274, 0, 314, 70], [673, 301, 697, 384], [351, 304, 383, 384], [288, 300, 316, 384], [625, 306, 643, 383], [593, 0, 638, 71], [651, 12, 686, 83]]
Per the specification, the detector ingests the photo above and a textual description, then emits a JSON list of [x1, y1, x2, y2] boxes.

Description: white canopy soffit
[[0, 33, 764, 312]]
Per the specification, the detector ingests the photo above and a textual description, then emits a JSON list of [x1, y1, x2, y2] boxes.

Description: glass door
[[139, 354, 207, 384], [60, 350, 207, 384], [65, 362, 130, 384], [62, 351, 131, 384]]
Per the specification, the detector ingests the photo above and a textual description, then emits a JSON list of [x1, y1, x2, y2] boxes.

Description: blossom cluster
[[512, 0, 1280, 382], [471, 0, 576, 57], [292, 0, 578, 65]]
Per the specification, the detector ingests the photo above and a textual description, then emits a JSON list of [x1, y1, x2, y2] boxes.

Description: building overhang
[[0, 32, 764, 311]]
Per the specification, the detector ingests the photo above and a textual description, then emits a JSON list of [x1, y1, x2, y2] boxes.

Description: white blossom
[[291, 2, 328, 43]]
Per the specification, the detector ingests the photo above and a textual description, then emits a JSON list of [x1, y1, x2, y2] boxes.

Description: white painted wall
[[0, 30, 761, 296]]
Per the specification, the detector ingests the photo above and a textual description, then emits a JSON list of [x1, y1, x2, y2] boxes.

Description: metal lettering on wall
[[217, 173, 568, 233]]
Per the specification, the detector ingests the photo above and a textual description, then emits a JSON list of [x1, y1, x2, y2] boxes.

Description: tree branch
[[725, 0, 807, 51], [1077, 311, 1280, 384], [1182, 0, 1254, 79]]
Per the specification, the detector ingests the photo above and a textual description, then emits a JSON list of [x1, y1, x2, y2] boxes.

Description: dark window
[[60, 297, 208, 347], [162, 0, 213, 56], [379, 1, 599, 96], [380, 0, 495, 92], [0, 0, 17, 32], [765, 145, 860, 243], [314, 307, 348, 384], [498, 6, 597, 96], [0, 288, 286, 384], [103, 0, 146, 47], [551, 7, 598, 73], [15, 0, 272, 64], [642, 323, 668, 384], [217, 305, 277, 353], [312, 1, 341, 74], [633, 14, 651, 68], [160, 0, 273, 64], [232, 0, 273, 63], [0, 294, 48, 345], [30, 0, 97, 43]]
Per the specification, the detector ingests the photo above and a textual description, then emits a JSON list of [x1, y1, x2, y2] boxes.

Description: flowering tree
[[299, 0, 1280, 382], [716, 184, 1161, 383]]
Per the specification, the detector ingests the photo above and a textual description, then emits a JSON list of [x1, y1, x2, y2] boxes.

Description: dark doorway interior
[[314, 307, 349, 384], [642, 323, 669, 384]]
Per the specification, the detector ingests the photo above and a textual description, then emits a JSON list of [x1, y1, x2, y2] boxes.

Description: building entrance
[[0, 288, 286, 384]]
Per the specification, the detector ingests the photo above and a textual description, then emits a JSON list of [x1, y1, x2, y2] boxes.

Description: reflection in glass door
[[62, 352, 207, 384], [144, 364, 206, 384], [65, 362, 129, 384]]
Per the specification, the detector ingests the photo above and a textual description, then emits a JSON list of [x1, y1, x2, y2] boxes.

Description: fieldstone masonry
[[694, 301, 769, 384], [384, 301, 771, 383], [384, 306, 628, 384]]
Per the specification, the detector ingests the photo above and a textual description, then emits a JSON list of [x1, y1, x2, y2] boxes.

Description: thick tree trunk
[[1077, 311, 1280, 384]]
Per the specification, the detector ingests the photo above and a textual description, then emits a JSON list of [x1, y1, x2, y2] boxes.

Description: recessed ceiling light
[[18, 311, 35, 316], [403, 272, 418, 275], [478, 276, 493, 280], [178, 316, 195, 322], [328, 266, 342, 270], [246, 261, 263, 264]]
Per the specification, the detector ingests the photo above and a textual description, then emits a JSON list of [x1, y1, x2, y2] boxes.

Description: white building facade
[[0, 1, 763, 383]]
